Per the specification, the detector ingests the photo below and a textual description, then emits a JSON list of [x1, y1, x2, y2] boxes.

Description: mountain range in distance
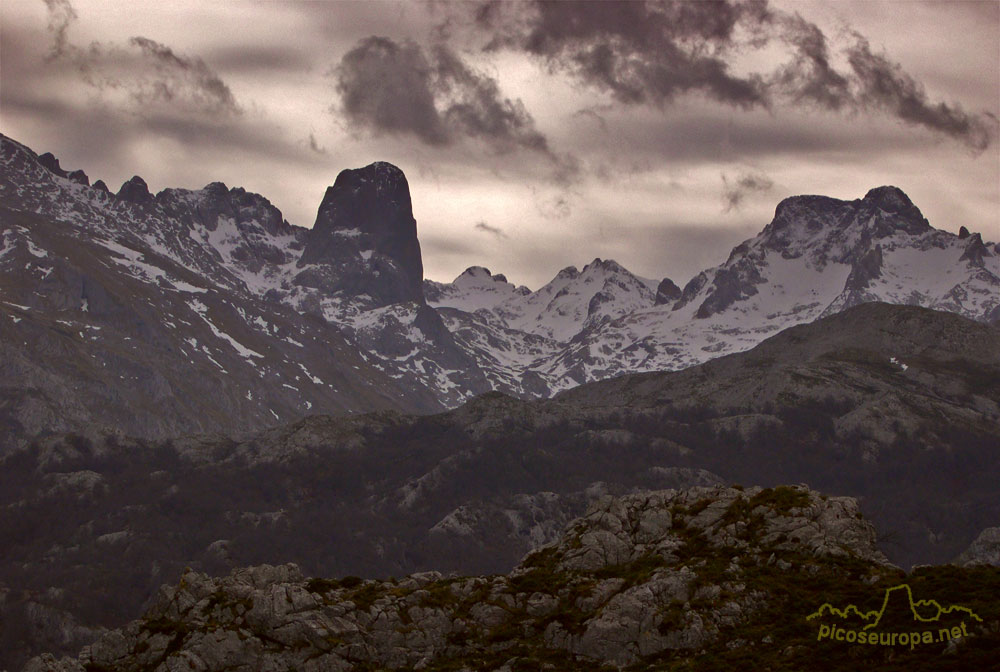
[[2, 132, 997, 451], [2, 132, 999, 670]]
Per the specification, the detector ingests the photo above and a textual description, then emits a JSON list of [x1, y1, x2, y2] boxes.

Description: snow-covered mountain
[[2, 131, 997, 448], [0, 134, 476, 449], [428, 186, 999, 394]]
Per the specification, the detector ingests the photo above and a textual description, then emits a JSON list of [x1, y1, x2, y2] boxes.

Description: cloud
[[846, 35, 997, 151], [773, 11, 851, 110], [124, 37, 240, 114], [206, 45, 313, 73], [332, 35, 555, 157], [42, 0, 76, 58], [476, 0, 769, 110], [39, 0, 241, 117], [474, 220, 506, 237], [722, 169, 773, 211], [465, 0, 996, 150], [307, 132, 327, 155], [532, 188, 571, 219]]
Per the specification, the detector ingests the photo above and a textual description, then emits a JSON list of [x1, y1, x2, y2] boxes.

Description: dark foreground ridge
[[25, 485, 1000, 672]]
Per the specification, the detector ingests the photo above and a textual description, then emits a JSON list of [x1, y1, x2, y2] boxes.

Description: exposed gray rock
[[300, 161, 423, 306], [954, 527, 1000, 566], [26, 485, 899, 671], [654, 277, 681, 305]]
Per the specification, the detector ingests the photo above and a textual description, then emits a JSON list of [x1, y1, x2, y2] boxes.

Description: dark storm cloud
[[773, 12, 850, 110], [465, 0, 996, 150], [333, 35, 553, 156], [476, 0, 769, 109], [474, 220, 506, 237], [846, 35, 997, 151], [722, 169, 774, 211]]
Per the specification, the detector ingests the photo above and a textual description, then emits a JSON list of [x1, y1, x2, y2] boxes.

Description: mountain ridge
[[2, 132, 997, 450], [1, 301, 997, 669]]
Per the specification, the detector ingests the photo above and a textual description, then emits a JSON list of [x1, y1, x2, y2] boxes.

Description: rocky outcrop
[[844, 244, 883, 291], [24, 485, 905, 672], [116, 176, 153, 204], [959, 233, 993, 268], [654, 277, 681, 305], [300, 161, 424, 306], [954, 527, 1000, 566]]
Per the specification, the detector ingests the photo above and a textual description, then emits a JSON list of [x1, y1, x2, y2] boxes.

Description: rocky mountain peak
[[765, 186, 928, 249], [301, 161, 423, 305], [35, 151, 89, 185], [202, 181, 230, 196], [36, 151, 64, 175], [460, 265, 494, 279], [959, 232, 993, 268], [116, 175, 153, 204], [582, 257, 627, 275], [655, 277, 681, 305], [556, 265, 580, 280], [858, 185, 929, 236], [862, 185, 913, 212]]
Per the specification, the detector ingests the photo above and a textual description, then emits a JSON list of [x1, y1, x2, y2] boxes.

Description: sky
[[1, 0, 998, 289]]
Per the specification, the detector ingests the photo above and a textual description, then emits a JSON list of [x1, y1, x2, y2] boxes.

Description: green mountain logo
[[807, 584, 982, 630]]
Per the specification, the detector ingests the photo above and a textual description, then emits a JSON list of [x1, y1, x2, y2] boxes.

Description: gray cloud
[[773, 11, 851, 110], [572, 105, 611, 131], [40, 0, 240, 117], [206, 45, 313, 73], [125, 37, 240, 114], [333, 35, 555, 157], [532, 189, 571, 219], [466, 0, 996, 150], [42, 0, 75, 58], [474, 220, 506, 237], [722, 169, 774, 211], [477, 0, 769, 109], [846, 35, 997, 151], [307, 133, 327, 155]]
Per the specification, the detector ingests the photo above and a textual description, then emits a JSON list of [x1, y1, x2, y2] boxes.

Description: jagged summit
[[1, 130, 996, 414], [458, 265, 495, 279], [581, 257, 628, 274], [766, 186, 929, 247], [300, 160, 423, 305], [116, 175, 153, 204], [36, 150, 90, 185], [862, 184, 915, 211]]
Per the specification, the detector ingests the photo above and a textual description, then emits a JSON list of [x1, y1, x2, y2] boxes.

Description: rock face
[[24, 485, 909, 672], [954, 527, 1000, 566], [654, 277, 681, 305], [300, 162, 424, 306], [116, 176, 153, 204], [3, 132, 998, 428], [1, 136, 466, 453]]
